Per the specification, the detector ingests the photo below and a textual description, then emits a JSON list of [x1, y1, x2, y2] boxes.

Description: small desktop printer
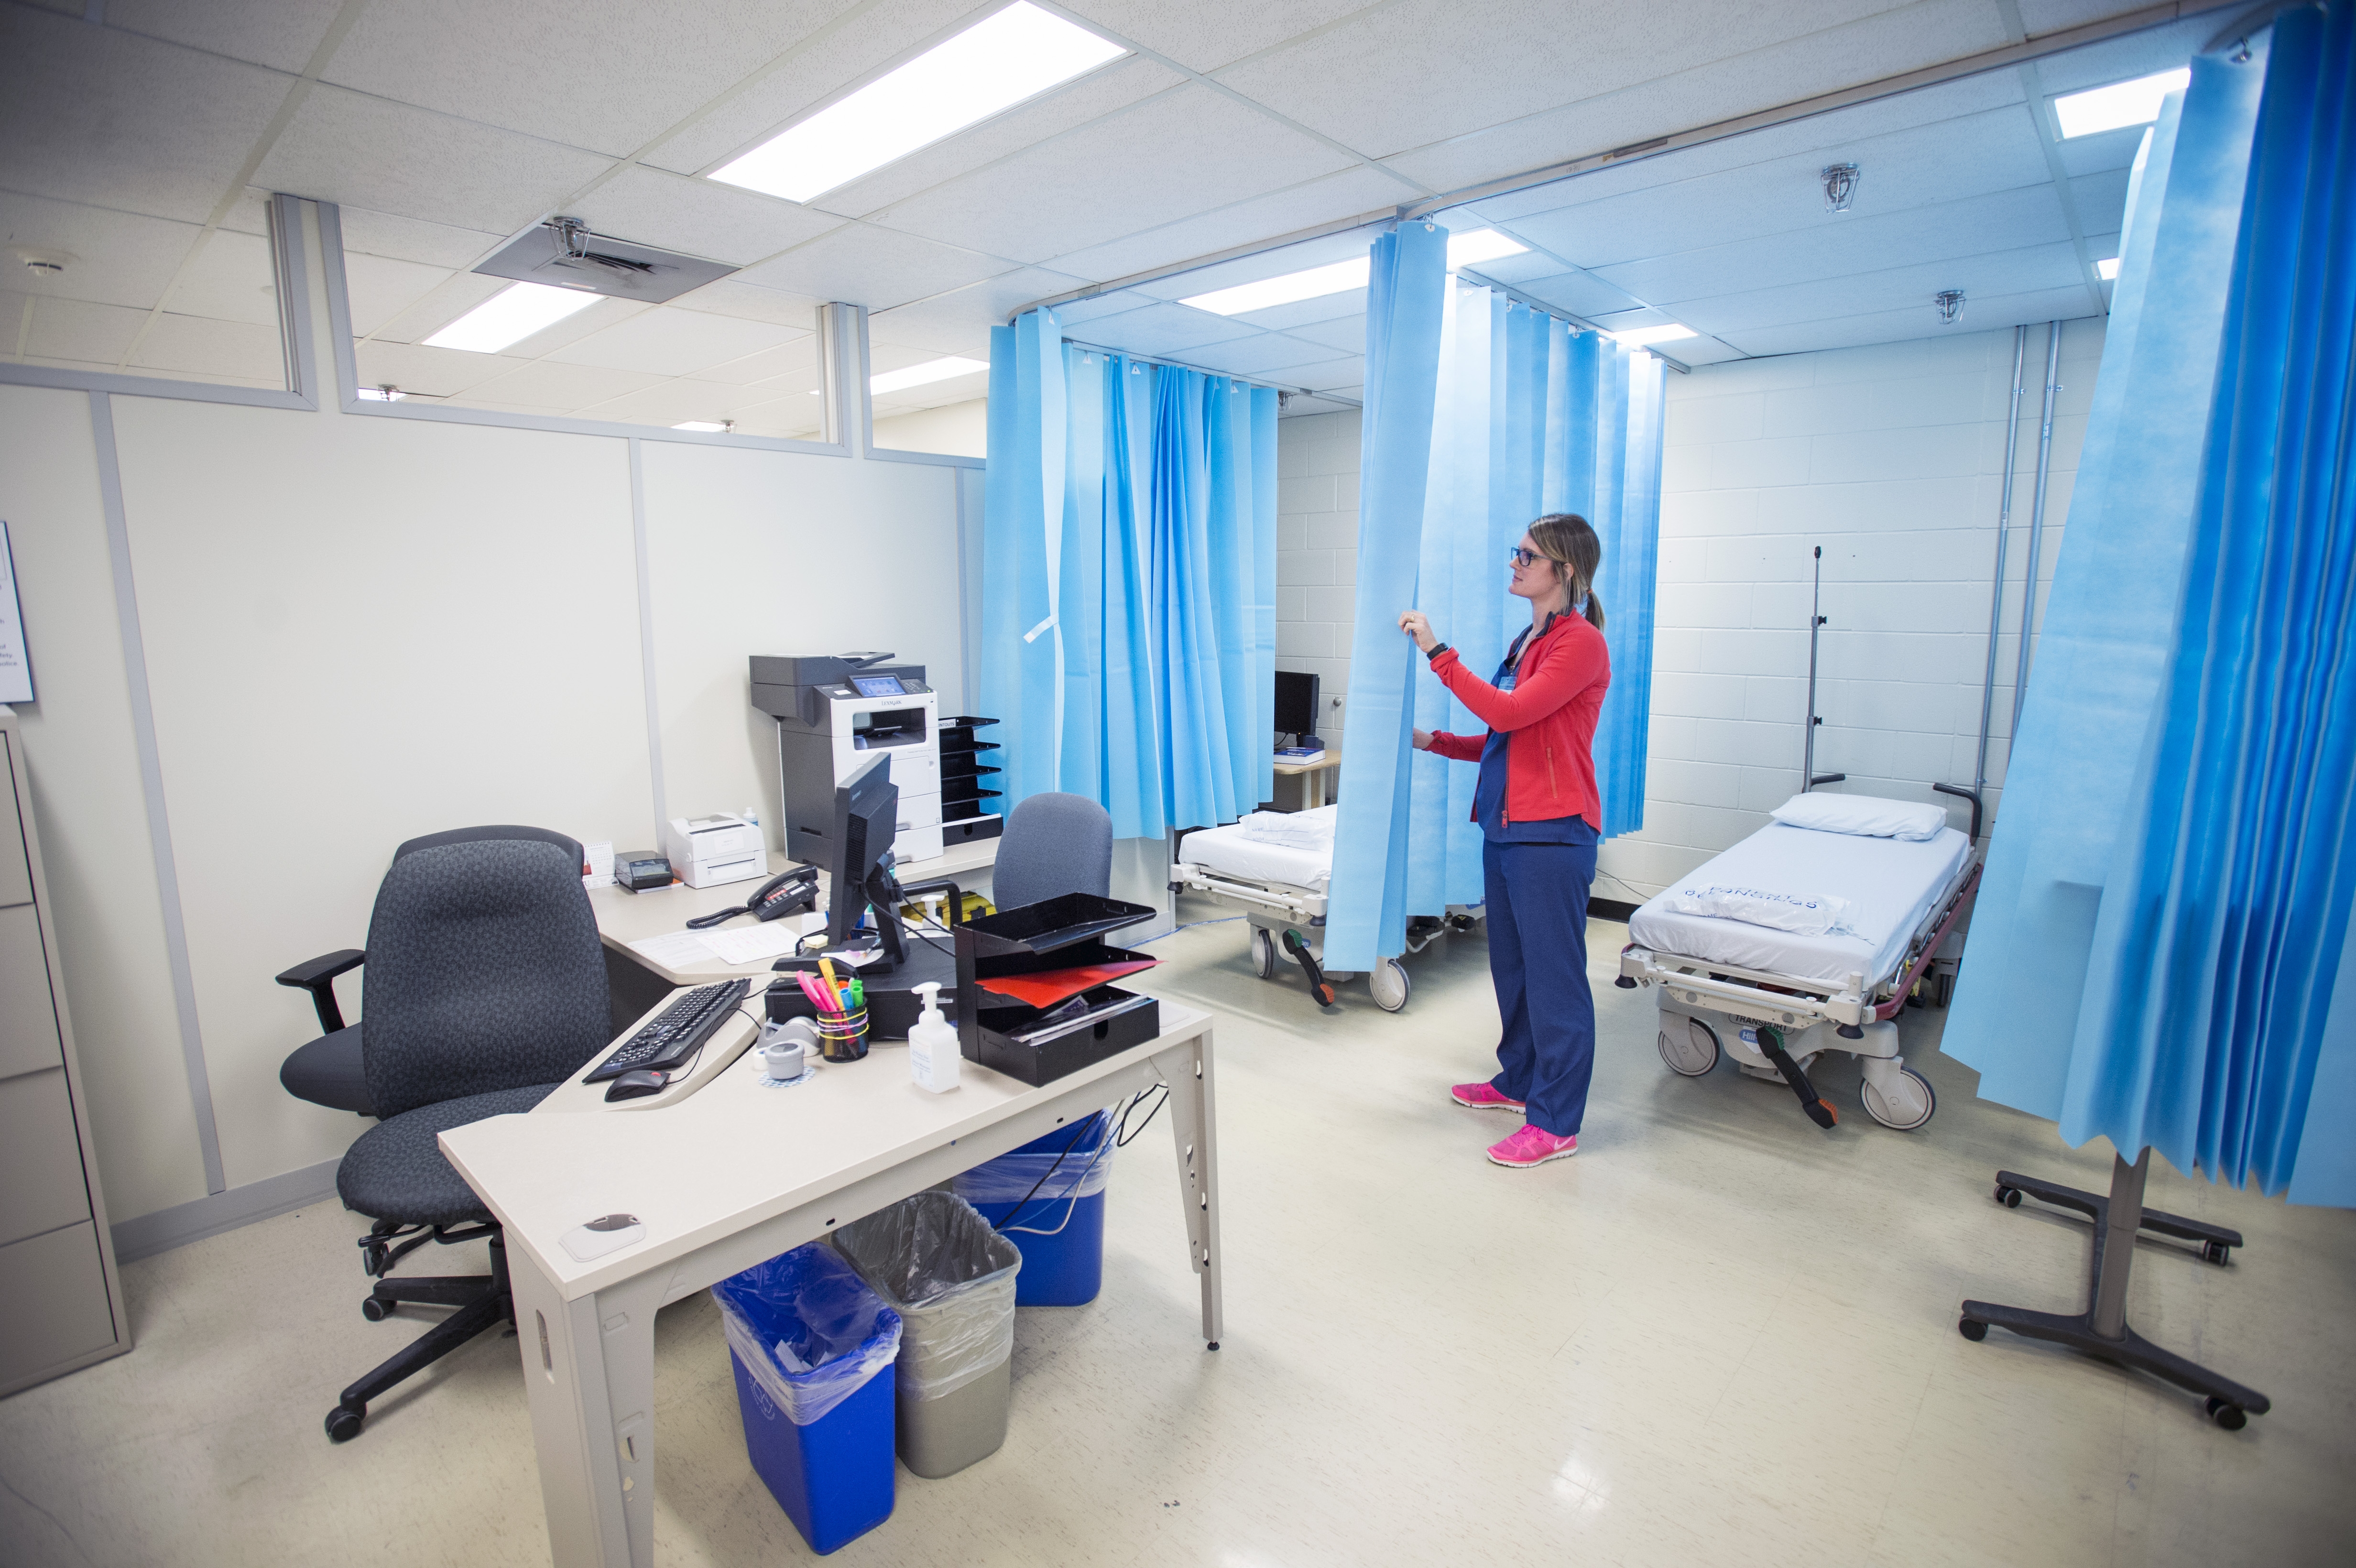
[[614, 851, 673, 892], [662, 813, 765, 889]]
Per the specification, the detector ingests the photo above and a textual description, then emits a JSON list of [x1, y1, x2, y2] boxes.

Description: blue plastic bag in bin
[[712, 1243, 902, 1424]]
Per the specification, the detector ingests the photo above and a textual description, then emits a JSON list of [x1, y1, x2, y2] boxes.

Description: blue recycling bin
[[712, 1243, 901, 1554], [954, 1111, 1115, 1306]]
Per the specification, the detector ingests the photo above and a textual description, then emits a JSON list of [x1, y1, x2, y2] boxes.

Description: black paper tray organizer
[[954, 893, 1160, 1085], [939, 715, 1003, 837]]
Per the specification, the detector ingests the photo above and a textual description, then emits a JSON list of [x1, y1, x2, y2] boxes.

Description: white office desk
[[439, 999, 1220, 1568], [590, 840, 1000, 987]]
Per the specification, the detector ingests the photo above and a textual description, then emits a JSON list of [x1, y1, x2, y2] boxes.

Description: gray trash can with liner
[[832, 1190, 1021, 1478]]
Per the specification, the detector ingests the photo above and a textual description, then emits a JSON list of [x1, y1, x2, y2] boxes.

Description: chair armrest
[[276, 949, 364, 1034]]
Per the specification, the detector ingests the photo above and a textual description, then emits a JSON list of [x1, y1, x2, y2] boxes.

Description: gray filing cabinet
[[0, 707, 130, 1396]]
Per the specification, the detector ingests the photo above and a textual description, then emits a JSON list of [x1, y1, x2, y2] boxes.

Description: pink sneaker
[[1451, 1082, 1526, 1111], [1487, 1125, 1578, 1167]]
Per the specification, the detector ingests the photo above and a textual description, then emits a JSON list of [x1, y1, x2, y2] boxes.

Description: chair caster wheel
[[1995, 1184, 2021, 1208], [2202, 1240, 2231, 1266], [361, 1296, 390, 1322], [2204, 1397, 2247, 1430], [1958, 1317, 1987, 1342], [326, 1403, 366, 1442]]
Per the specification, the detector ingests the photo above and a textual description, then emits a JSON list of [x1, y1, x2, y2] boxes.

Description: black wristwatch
[[1424, 642, 1451, 664]]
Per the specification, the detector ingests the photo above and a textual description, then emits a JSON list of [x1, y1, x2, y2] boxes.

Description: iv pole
[[1801, 546, 1844, 791]]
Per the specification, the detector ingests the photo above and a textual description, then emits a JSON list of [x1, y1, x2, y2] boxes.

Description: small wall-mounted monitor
[[1273, 669, 1320, 741]]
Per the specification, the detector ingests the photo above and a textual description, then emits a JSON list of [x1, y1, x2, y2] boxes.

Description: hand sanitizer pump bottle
[[907, 982, 960, 1093]]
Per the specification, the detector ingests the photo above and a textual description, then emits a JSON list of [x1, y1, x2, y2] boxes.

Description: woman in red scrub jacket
[[1398, 513, 1609, 1168]]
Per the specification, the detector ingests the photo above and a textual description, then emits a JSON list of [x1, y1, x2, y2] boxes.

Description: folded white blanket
[[1237, 805, 1338, 849], [1656, 880, 1854, 937]]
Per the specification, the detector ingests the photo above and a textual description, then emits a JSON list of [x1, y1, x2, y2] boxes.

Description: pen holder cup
[[816, 1007, 870, 1062]]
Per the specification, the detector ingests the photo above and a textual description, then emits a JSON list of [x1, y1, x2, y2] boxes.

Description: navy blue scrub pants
[[1483, 836, 1597, 1137]]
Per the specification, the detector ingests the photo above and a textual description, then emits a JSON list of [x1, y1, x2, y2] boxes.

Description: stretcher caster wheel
[[2205, 1397, 2247, 1430], [1370, 958, 1410, 1013], [1995, 1183, 2022, 1208], [326, 1403, 366, 1443], [2202, 1240, 2232, 1267], [1250, 928, 1275, 979], [1958, 1317, 1987, 1342], [1860, 1067, 1936, 1131], [1658, 1017, 1720, 1077], [360, 1296, 391, 1322]]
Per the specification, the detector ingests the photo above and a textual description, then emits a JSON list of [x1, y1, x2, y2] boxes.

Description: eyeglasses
[[1506, 546, 1541, 568]]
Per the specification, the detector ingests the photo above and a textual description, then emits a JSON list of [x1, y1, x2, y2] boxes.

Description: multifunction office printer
[[751, 653, 944, 867]]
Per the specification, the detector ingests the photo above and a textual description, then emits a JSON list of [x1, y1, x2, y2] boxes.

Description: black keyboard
[[585, 979, 751, 1083]]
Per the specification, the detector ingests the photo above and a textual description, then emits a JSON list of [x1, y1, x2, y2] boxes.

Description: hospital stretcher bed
[[1616, 789, 1983, 1132], [1169, 806, 1475, 1012]]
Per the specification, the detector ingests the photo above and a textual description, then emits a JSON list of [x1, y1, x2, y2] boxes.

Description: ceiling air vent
[[473, 218, 735, 304]]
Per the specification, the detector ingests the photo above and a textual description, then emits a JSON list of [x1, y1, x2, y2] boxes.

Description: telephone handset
[[687, 867, 819, 930]]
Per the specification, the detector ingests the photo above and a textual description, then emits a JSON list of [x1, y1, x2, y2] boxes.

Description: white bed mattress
[[1629, 823, 1972, 989], [1178, 818, 1333, 888]]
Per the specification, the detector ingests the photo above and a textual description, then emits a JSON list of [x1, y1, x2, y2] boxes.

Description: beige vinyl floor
[[4, 904, 2355, 1568]]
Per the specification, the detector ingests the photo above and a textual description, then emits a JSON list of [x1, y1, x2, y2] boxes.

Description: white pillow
[[1769, 793, 1947, 841], [1658, 882, 1854, 936]]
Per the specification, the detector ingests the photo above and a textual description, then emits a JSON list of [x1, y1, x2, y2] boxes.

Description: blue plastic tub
[[713, 1244, 900, 1555], [956, 1112, 1114, 1307]]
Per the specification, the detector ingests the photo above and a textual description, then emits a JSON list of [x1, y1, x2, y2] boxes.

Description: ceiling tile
[[0, 7, 290, 223], [1485, 269, 1648, 321], [1064, 0, 1375, 73], [1664, 338, 1751, 366], [572, 165, 845, 266], [669, 278, 826, 329], [687, 336, 821, 389], [2024, 13, 2216, 95], [1061, 300, 1257, 358], [730, 224, 1018, 312], [1126, 229, 1374, 304], [545, 305, 807, 378], [1170, 331, 1343, 376], [361, 269, 511, 345], [1671, 241, 2088, 335], [1499, 105, 2055, 272], [868, 266, 1089, 356], [1042, 165, 1406, 290], [2067, 167, 2133, 228], [341, 252, 457, 338], [334, 205, 504, 269], [1272, 314, 1365, 353], [108, 0, 349, 74], [322, 0, 865, 159], [810, 57, 1187, 218], [1198, 286, 1370, 334], [1372, 0, 2009, 194], [563, 379, 763, 430], [1266, 355, 1363, 392], [255, 84, 615, 235], [1040, 287, 1160, 327], [452, 357, 668, 413], [22, 294, 145, 365], [1719, 287, 2096, 358], [0, 191, 198, 312], [353, 338, 533, 398], [643, 0, 991, 175], [1596, 184, 2070, 305], [865, 84, 1355, 266], [164, 228, 282, 326], [128, 311, 286, 381]]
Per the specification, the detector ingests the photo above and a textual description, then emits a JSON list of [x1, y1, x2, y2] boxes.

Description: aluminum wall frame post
[[817, 302, 871, 457], [1977, 325, 2028, 791], [2010, 321, 2063, 739]]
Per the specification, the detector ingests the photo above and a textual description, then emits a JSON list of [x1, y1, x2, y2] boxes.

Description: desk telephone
[[687, 866, 818, 930]]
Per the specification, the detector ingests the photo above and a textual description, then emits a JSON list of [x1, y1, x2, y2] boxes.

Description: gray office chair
[[275, 828, 609, 1443], [991, 792, 1114, 908]]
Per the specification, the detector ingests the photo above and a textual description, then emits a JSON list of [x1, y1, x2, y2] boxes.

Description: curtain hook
[[2231, 35, 2251, 63]]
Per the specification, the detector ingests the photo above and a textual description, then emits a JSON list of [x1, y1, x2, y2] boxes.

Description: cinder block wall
[[1273, 316, 2105, 900]]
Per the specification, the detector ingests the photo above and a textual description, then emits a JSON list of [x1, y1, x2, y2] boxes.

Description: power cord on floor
[[1136, 915, 1244, 944]]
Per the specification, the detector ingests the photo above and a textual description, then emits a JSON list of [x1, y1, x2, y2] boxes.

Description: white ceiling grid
[[1, 0, 2226, 424]]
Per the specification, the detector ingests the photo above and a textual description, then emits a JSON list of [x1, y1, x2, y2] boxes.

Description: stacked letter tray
[[940, 716, 1003, 828], [953, 893, 1159, 1085]]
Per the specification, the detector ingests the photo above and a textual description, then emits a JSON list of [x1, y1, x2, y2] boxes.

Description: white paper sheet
[[700, 924, 803, 965], [627, 930, 718, 969]]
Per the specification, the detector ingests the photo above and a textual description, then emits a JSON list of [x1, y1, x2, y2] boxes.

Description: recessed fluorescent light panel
[[2097, 257, 2122, 280], [423, 282, 600, 353], [2054, 68, 2191, 138], [710, 2, 1126, 203], [1180, 231, 1528, 316], [1606, 324, 1698, 348], [871, 355, 989, 394], [673, 421, 731, 432]]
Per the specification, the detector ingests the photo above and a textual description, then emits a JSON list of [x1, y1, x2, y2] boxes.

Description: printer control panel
[[833, 678, 930, 698]]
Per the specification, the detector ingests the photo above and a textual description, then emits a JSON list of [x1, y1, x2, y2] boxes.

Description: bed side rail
[[1170, 861, 1327, 920], [1868, 857, 1983, 1023]]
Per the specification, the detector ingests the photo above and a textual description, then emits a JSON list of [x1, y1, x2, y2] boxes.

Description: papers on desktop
[[702, 924, 804, 965], [627, 930, 721, 969]]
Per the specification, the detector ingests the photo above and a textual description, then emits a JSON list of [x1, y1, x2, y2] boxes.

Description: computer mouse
[[605, 1069, 669, 1102]]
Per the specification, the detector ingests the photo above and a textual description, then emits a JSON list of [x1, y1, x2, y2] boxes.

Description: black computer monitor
[[1274, 669, 1321, 743], [824, 750, 909, 970]]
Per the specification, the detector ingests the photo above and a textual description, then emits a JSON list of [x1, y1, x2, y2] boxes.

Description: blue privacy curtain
[[1949, 5, 2356, 1206], [1328, 235, 1667, 969], [982, 311, 1278, 839]]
